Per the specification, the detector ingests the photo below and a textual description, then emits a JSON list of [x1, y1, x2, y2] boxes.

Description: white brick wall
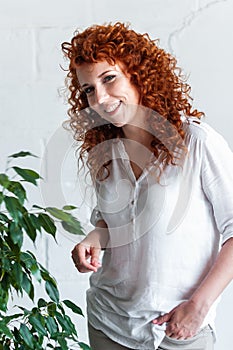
[[1, 0, 233, 348]]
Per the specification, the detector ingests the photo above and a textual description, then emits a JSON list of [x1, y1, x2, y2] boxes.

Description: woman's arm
[[71, 220, 109, 273], [153, 237, 233, 339]]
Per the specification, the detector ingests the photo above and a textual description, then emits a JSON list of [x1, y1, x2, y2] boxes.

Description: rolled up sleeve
[[201, 129, 233, 244], [90, 206, 104, 227]]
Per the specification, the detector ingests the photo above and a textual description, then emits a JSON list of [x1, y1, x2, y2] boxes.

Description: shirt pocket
[[162, 325, 213, 346]]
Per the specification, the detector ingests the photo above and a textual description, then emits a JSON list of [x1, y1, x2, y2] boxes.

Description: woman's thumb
[[152, 312, 171, 325], [90, 247, 101, 267]]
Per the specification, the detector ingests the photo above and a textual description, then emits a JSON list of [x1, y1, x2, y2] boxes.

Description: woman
[[62, 22, 233, 350]]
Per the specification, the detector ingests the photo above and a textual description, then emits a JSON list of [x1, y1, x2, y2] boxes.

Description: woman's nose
[[95, 86, 109, 105]]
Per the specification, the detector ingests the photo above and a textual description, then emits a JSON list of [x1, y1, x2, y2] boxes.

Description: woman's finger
[[71, 243, 100, 273]]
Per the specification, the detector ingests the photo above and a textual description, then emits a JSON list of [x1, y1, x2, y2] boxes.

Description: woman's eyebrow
[[98, 69, 115, 78], [81, 70, 116, 88]]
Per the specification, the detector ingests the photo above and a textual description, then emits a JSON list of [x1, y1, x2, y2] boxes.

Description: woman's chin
[[102, 116, 126, 128], [112, 121, 125, 127]]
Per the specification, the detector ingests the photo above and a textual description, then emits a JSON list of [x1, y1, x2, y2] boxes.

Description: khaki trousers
[[88, 323, 214, 350]]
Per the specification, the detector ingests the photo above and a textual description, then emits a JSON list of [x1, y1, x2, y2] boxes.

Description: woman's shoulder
[[183, 117, 226, 146], [181, 117, 233, 164]]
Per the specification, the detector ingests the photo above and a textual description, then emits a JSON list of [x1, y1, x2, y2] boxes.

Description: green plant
[[0, 151, 91, 349]]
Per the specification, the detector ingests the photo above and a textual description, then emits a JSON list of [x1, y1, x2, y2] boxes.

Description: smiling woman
[[61, 22, 233, 350], [61, 22, 201, 181], [76, 61, 140, 127]]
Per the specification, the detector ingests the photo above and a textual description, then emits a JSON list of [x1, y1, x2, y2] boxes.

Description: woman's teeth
[[105, 101, 121, 113]]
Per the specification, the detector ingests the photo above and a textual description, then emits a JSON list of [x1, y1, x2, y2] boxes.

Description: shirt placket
[[117, 139, 150, 240]]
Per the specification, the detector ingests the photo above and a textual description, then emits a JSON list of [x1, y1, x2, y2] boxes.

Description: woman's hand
[[153, 238, 233, 340], [71, 235, 102, 273], [72, 220, 109, 273], [152, 300, 207, 340]]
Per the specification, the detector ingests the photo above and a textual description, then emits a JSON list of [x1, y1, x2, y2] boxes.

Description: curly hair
[[61, 22, 204, 180]]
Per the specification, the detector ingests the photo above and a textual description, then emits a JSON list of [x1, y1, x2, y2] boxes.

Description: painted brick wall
[[1, 0, 232, 347]]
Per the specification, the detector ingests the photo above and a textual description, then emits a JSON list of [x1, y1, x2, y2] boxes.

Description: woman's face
[[76, 60, 140, 127]]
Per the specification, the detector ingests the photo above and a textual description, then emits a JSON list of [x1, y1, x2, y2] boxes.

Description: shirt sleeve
[[89, 179, 104, 226], [90, 206, 104, 226], [201, 126, 233, 244]]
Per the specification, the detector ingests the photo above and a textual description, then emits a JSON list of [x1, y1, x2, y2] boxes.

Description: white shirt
[[86, 118, 233, 349]]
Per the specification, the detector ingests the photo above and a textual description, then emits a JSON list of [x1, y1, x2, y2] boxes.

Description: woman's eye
[[84, 86, 94, 95], [103, 75, 116, 83]]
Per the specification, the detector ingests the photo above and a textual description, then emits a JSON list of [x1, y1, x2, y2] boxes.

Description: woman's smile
[[104, 100, 121, 113]]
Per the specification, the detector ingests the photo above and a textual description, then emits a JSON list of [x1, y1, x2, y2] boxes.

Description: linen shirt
[[86, 118, 233, 349]]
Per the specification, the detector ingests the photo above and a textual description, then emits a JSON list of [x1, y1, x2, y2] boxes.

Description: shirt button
[[131, 200, 134, 205]]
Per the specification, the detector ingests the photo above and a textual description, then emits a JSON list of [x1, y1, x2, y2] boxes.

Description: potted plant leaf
[[0, 151, 91, 350]]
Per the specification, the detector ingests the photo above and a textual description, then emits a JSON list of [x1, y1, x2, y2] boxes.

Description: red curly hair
[[61, 22, 203, 180]]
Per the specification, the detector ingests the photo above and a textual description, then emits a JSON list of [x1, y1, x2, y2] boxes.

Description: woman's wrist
[[83, 221, 109, 249], [189, 294, 211, 317]]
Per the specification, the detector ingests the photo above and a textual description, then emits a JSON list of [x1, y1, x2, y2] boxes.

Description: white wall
[[0, 0, 233, 348]]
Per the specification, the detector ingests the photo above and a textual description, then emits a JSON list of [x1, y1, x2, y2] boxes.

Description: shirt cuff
[[90, 207, 103, 226]]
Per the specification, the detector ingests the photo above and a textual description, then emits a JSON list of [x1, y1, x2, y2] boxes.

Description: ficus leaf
[[0, 212, 10, 223], [46, 315, 58, 335], [57, 336, 68, 350], [45, 207, 73, 222], [8, 151, 38, 159], [0, 173, 10, 188], [12, 326, 21, 341], [29, 213, 42, 232], [62, 205, 77, 211], [22, 273, 34, 299], [37, 298, 47, 308], [3, 313, 24, 323], [4, 196, 24, 225], [19, 324, 34, 348], [47, 302, 57, 317], [38, 213, 56, 238], [63, 314, 77, 335], [61, 220, 85, 236], [22, 214, 37, 242], [57, 303, 65, 316], [12, 166, 41, 186], [0, 322, 13, 339], [12, 262, 23, 289], [29, 315, 47, 336], [45, 281, 60, 303], [20, 251, 37, 268], [30, 263, 42, 283], [78, 342, 92, 350], [39, 266, 57, 286], [1, 256, 11, 272], [9, 222, 23, 247], [17, 306, 31, 315], [20, 252, 42, 283], [54, 312, 71, 333], [32, 204, 44, 210], [63, 300, 84, 316], [0, 292, 8, 312], [0, 191, 3, 205], [7, 181, 27, 205]]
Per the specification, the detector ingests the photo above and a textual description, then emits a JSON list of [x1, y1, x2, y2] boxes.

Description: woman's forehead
[[76, 61, 123, 83]]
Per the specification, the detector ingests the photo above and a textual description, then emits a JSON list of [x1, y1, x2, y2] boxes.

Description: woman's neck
[[122, 124, 154, 150]]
